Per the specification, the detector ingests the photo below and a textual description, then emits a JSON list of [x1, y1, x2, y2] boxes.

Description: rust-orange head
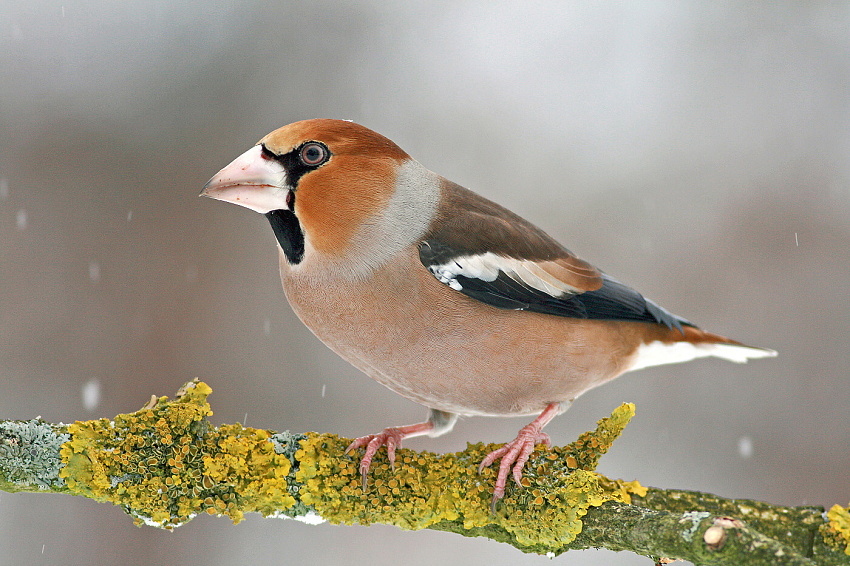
[[202, 119, 440, 278]]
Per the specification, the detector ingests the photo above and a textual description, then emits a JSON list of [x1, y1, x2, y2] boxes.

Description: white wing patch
[[428, 252, 579, 297], [629, 340, 777, 372]]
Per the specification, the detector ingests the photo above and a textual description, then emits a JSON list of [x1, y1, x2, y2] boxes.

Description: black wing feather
[[577, 275, 690, 332], [424, 248, 691, 332]]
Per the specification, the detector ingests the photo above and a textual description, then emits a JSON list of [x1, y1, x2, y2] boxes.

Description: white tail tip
[[629, 340, 776, 372]]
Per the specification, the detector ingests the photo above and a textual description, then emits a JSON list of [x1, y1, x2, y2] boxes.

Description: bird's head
[[202, 119, 440, 278]]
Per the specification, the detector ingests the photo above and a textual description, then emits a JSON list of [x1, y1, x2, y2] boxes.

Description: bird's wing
[[419, 181, 691, 332]]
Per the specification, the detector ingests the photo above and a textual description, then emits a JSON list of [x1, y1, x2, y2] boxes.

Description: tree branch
[[1, 380, 847, 565]]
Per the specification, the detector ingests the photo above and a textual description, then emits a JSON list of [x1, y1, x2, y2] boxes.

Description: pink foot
[[345, 421, 434, 492], [478, 402, 560, 512]]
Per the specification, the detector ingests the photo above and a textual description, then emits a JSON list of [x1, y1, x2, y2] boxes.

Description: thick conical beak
[[201, 145, 290, 214]]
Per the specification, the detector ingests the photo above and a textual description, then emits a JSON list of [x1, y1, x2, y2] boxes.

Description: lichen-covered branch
[[1, 380, 848, 565]]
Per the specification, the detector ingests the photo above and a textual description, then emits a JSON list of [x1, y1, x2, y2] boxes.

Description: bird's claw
[[479, 424, 552, 512], [344, 427, 405, 492]]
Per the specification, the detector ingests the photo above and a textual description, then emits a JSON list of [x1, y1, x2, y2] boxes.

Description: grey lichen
[[0, 419, 70, 489], [269, 430, 306, 462], [269, 430, 313, 519]]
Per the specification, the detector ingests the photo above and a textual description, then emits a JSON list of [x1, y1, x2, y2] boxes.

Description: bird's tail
[[628, 325, 776, 372]]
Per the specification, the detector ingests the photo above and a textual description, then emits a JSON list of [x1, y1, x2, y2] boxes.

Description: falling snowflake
[[82, 379, 102, 411], [737, 436, 754, 459], [89, 260, 101, 282], [16, 209, 27, 230]]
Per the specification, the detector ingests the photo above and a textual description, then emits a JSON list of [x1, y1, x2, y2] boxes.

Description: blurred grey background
[[1, 2, 848, 565]]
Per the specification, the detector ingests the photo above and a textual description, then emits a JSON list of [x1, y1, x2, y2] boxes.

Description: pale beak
[[201, 144, 290, 214]]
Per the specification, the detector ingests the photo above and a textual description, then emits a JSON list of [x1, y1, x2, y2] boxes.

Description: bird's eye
[[299, 142, 329, 166]]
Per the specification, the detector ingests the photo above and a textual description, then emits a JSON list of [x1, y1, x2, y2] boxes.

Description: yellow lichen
[[296, 402, 643, 550], [58, 380, 297, 528], [826, 502, 850, 555], [203, 423, 295, 522], [57, 381, 641, 547]]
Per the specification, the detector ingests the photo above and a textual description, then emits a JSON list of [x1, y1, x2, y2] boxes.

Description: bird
[[201, 119, 776, 511]]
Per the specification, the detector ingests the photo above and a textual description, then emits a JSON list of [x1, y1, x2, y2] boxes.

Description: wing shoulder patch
[[422, 247, 583, 298]]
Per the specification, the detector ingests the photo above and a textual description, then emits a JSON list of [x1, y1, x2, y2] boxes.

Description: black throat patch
[[265, 209, 304, 265]]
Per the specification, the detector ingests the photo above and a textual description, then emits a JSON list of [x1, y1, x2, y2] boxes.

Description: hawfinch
[[202, 119, 776, 510]]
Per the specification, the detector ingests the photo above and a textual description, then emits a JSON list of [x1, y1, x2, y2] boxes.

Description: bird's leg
[[345, 409, 458, 492], [478, 402, 561, 512]]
